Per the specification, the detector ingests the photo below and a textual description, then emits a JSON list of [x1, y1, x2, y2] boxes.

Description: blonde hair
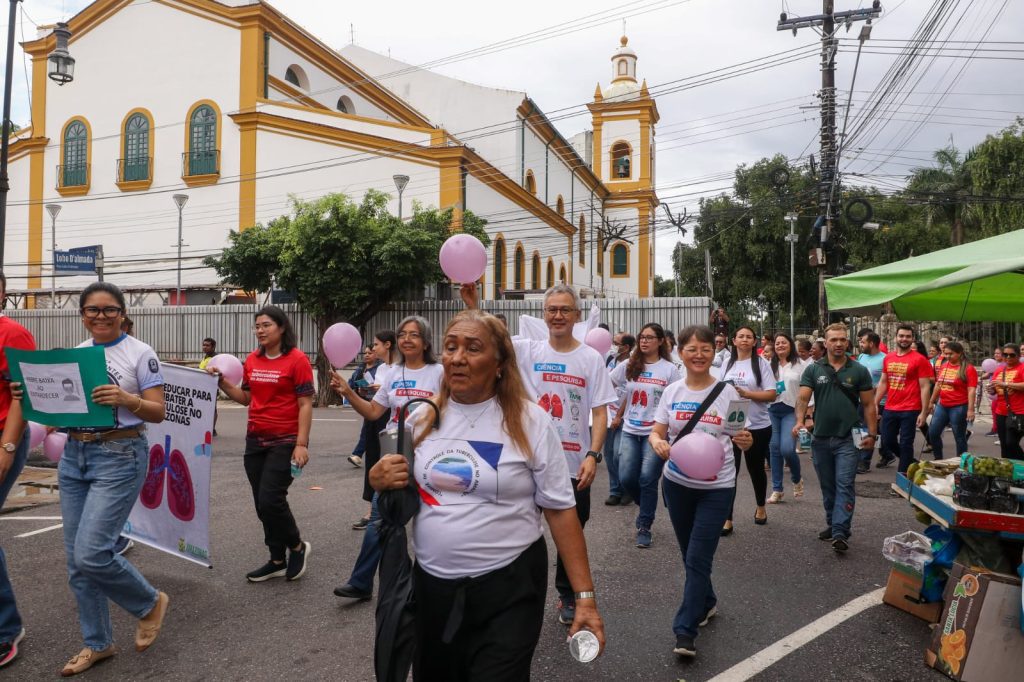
[[413, 309, 534, 457]]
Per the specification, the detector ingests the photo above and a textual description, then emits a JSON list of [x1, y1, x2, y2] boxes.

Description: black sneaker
[[333, 583, 372, 600], [352, 517, 370, 530], [0, 628, 25, 668], [876, 454, 896, 469], [673, 634, 696, 657], [604, 495, 621, 506], [246, 561, 286, 582], [818, 528, 833, 541], [856, 462, 870, 474], [698, 605, 717, 627], [286, 541, 311, 581], [558, 600, 575, 625], [619, 494, 634, 506], [832, 537, 849, 553]]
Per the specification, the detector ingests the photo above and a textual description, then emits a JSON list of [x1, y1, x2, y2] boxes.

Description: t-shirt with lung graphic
[[718, 355, 775, 429], [77, 333, 164, 430], [372, 363, 445, 425], [409, 399, 575, 579], [935, 363, 978, 407], [610, 358, 682, 435], [655, 379, 741, 490], [882, 351, 933, 411], [242, 348, 315, 441], [512, 339, 617, 476]]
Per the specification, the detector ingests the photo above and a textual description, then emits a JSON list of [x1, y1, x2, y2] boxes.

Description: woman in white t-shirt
[[767, 333, 806, 503], [610, 323, 682, 548], [650, 325, 752, 659], [369, 309, 605, 679], [719, 326, 777, 533], [331, 316, 444, 602]]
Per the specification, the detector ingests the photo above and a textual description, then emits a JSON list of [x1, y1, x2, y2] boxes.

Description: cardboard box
[[924, 563, 1024, 681], [883, 564, 943, 623]]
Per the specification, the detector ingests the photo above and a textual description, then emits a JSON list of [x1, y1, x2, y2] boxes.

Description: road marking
[[0, 516, 63, 521], [15, 523, 64, 538], [706, 587, 885, 682]]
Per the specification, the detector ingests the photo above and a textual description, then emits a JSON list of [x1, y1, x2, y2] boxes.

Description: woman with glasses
[[925, 341, 977, 459], [991, 343, 1024, 460], [209, 305, 314, 583], [649, 325, 752, 658], [17, 283, 169, 675], [719, 326, 776, 533], [610, 323, 681, 548], [767, 333, 806, 503], [330, 316, 443, 601]]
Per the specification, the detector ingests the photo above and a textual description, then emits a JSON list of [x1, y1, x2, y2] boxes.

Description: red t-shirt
[[879, 341, 889, 353], [242, 348, 314, 441], [935, 363, 977, 407], [882, 351, 933, 411], [996, 364, 1024, 416], [0, 317, 37, 429]]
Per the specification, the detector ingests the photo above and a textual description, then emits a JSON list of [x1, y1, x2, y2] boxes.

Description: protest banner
[[124, 364, 217, 567], [6, 346, 113, 427]]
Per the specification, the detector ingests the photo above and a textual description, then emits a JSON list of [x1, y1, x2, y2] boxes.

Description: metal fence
[[5, 297, 713, 362]]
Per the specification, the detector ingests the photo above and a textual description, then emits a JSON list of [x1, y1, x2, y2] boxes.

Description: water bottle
[[568, 630, 600, 663], [290, 459, 302, 478]]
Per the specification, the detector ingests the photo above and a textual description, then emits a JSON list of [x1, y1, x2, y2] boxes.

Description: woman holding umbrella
[[369, 309, 605, 679]]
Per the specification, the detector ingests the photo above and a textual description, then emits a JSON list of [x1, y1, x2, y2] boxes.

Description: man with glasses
[[461, 282, 616, 627], [875, 324, 933, 474]]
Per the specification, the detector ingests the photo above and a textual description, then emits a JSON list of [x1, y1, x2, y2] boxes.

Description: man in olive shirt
[[795, 323, 876, 553]]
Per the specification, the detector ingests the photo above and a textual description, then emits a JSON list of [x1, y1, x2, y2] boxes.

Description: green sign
[[6, 346, 115, 428]]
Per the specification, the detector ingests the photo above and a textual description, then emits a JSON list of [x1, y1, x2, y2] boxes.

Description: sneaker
[[767, 491, 784, 504], [698, 606, 717, 627], [673, 634, 697, 657], [793, 479, 805, 497], [286, 541, 310, 581], [557, 600, 575, 625], [604, 495, 621, 506], [352, 516, 370, 530], [636, 528, 652, 548], [818, 528, 832, 541], [115, 537, 134, 556], [0, 628, 25, 668], [921, 444, 933, 454], [856, 461, 870, 474], [832, 537, 849, 553], [347, 455, 363, 468], [333, 583, 372, 600], [876, 454, 896, 469], [246, 560, 286, 582]]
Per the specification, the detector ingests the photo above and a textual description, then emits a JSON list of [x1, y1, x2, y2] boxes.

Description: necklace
[[451, 399, 494, 429]]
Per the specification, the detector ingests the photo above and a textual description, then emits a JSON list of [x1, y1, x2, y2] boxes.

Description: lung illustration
[[138, 434, 196, 522], [140, 443, 166, 510]]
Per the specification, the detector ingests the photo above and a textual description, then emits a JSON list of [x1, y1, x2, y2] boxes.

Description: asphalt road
[[3, 405, 1002, 680]]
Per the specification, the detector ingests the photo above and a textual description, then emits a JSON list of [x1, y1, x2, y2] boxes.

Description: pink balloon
[[981, 358, 997, 374], [43, 432, 68, 462], [669, 431, 725, 481], [323, 323, 362, 368], [209, 354, 244, 386], [585, 328, 613, 356], [27, 422, 47, 450], [439, 234, 487, 284]]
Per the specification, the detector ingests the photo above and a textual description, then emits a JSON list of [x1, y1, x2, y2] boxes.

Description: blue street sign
[[54, 245, 103, 273]]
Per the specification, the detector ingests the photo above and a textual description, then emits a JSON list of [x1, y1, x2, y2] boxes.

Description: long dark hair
[[255, 305, 297, 355], [375, 330, 398, 364], [945, 341, 968, 382], [771, 332, 799, 376], [625, 323, 672, 381], [724, 325, 763, 388]]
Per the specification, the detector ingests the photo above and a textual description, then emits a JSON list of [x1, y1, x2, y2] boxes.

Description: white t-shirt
[[513, 339, 618, 475], [718, 354, 776, 430], [372, 363, 445, 425], [774, 359, 810, 409], [77, 334, 164, 429], [610, 358, 683, 435], [655, 380, 741, 490], [410, 399, 576, 580]]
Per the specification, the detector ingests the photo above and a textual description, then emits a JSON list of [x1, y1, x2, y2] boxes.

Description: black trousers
[[728, 425, 771, 520], [413, 538, 547, 682], [555, 478, 590, 602], [243, 439, 301, 561], [999, 414, 1024, 460], [362, 414, 390, 502]]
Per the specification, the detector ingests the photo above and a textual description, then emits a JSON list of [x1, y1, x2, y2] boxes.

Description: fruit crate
[[892, 473, 1024, 540]]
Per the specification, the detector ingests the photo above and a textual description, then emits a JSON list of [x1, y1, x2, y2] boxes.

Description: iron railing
[[117, 156, 153, 183], [56, 163, 89, 188], [182, 150, 219, 177]]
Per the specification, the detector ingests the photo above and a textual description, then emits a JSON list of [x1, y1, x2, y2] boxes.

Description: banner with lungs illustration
[[124, 364, 217, 567]]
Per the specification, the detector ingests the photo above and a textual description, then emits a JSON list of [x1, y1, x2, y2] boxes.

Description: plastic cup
[[568, 630, 600, 663]]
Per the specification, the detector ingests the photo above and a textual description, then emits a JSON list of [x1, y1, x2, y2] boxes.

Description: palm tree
[[906, 145, 977, 246]]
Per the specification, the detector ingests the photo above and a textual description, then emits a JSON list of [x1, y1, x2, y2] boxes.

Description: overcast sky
[[5, 0, 1022, 278]]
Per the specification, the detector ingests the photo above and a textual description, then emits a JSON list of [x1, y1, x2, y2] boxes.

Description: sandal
[[793, 479, 805, 497], [767, 491, 784, 504], [61, 646, 116, 677]]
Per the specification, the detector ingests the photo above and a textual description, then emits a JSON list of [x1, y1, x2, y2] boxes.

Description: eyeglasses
[[543, 306, 576, 317], [682, 346, 714, 356], [81, 306, 122, 319], [637, 334, 660, 342], [397, 331, 422, 340], [1005, 352, 1019, 358], [253, 323, 276, 332]]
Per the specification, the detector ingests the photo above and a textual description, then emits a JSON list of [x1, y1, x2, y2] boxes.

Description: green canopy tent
[[825, 229, 1024, 322]]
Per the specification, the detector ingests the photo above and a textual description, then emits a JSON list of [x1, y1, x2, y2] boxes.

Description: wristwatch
[[574, 590, 596, 601], [585, 450, 603, 463], [2, 442, 15, 454]]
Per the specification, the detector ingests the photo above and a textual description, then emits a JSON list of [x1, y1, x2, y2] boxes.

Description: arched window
[[337, 95, 355, 114], [524, 170, 536, 195], [611, 141, 631, 179], [531, 252, 541, 289], [618, 59, 628, 76], [123, 112, 151, 182], [559, 264, 567, 284], [61, 119, 88, 187], [578, 215, 586, 267], [546, 259, 555, 288], [514, 244, 525, 290], [188, 104, 218, 176], [556, 195, 564, 217], [493, 237, 506, 295], [285, 67, 300, 86], [612, 243, 629, 277]]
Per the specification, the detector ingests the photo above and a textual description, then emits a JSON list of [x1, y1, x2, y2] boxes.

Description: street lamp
[[47, 22, 75, 85], [172, 194, 188, 359], [393, 174, 409, 221], [784, 212, 799, 337], [46, 204, 61, 305]]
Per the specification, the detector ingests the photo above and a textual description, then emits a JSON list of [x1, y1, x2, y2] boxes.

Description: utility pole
[[778, 1, 880, 331], [784, 212, 799, 337]]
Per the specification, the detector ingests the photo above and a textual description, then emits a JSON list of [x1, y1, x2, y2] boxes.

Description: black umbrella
[[374, 398, 440, 682]]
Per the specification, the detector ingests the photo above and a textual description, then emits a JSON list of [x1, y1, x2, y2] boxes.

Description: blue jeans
[[605, 426, 623, 498], [928, 403, 968, 460], [810, 435, 859, 540], [768, 404, 801, 493], [882, 409, 919, 473], [617, 431, 665, 530], [59, 435, 160, 650], [662, 479, 733, 639], [347, 492, 381, 592], [0, 430, 29, 642]]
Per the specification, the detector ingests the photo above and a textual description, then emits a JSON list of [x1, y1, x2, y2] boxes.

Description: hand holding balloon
[[323, 323, 362, 368], [981, 358, 997, 374], [208, 354, 244, 386]]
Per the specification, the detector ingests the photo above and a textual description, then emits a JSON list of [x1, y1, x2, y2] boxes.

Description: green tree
[[968, 117, 1024, 236], [205, 190, 489, 403], [906, 145, 979, 246]]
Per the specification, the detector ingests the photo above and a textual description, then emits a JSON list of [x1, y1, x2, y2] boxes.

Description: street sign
[[54, 245, 103, 273]]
